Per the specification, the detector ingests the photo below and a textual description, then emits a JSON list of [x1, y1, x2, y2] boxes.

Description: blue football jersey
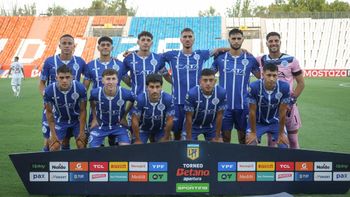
[[184, 85, 227, 129], [40, 54, 87, 85], [163, 50, 210, 105], [44, 80, 87, 124], [123, 52, 165, 96], [132, 91, 175, 132], [247, 79, 290, 124], [89, 86, 135, 129], [84, 58, 125, 88], [212, 52, 260, 110]]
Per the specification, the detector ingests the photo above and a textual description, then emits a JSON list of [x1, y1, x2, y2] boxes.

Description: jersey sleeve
[[40, 58, 51, 81], [157, 54, 166, 71], [164, 95, 175, 117], [280, 82, 291, 104], [89, 88, 98, 102], [200, 50, 210, 61], [122, 57, 131, 77], [184, 91, 196, 112], [217, 88, 227, 111], [83, 63, 93, 81], [250, 56, 260, 74], [247, 83, 258, 105], [291, 58, 302, 75], [210, 56, 219, 72], [131, 94, 144, 117], [78, 83, 87, 102], [43, 86, 53, 105], [124, 89, 135, 102]]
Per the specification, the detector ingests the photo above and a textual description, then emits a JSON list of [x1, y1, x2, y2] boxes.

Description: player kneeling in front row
[[246, 63, 290, 148], [183, 69, 227, 142], [88, 69, 134, 147], [131, 74, 174, 144], [44, 65, 87, 151]]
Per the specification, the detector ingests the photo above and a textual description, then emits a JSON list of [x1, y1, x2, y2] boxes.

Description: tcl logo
[[276, 162, 294, 171], [89, 162, 108, 171]]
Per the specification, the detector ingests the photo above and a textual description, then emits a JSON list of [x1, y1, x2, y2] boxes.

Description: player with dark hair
[[44, 65, 87, 151], [131, 73, 174, 143], [246, 63, 290, 148], [184, 69, 227, 142]]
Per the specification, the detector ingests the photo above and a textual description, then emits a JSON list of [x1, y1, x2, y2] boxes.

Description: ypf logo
[[187, 144, 199, 160]]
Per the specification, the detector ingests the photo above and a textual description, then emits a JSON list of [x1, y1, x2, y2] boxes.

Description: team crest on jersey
[[281, 60, 288, 67], [117, 100, 125, 106], [242, 58, 249, 66], [275, 92, 282, 99], [42, 126, 47, 134], [193, 54, 200, 60], [150, 59, 158, 66], [71, 92, 79, 100], [212, 98, 219, 105], [73, 63, 79, 70], [113, 64, 120, 71], [157, 103, 165, 111]]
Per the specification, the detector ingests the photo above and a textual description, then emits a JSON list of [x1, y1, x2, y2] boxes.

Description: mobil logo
[[218, 162, 236, 172], [276, 162, 294, 171], [89, 162, 108, 171], [149, 162, 168, 172]]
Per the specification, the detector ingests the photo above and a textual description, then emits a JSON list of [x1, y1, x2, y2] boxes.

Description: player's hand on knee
[[133, 138, 143, 144], [211, 136, 223, 143], [245, 133, 257, 145], [49, 136, 61, 151], [76, 133, 87, 148], [277, 133, 289, 146]]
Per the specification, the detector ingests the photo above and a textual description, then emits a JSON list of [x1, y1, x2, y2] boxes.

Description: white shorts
[[11, 77, 22, 86]]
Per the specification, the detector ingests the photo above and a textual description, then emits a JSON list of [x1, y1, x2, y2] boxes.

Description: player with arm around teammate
[[184, 69, 227, 142], [44, 65, 87, 151], [245, 63, 290, 148], [88, 69, 134, 147], [131, 74, 175, 144]]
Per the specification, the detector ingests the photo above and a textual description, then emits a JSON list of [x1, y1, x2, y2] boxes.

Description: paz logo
[[187, 144, 199, 160]]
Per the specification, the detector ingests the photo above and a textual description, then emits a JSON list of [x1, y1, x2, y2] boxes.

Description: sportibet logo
[[187, 144, 199, 160], [49, 162, 68, 171], [176, 183, 209, 193]]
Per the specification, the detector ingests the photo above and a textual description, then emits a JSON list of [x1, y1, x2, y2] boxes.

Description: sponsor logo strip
[[50, 172, 69, 182], [295, 172, 313, 181], [218, 162, 236, 172], [256, 172, 275, 181], [49, 162, 68, 171], [69, 162, 88, 171], [89, 172, 108, 182], [30, 163, 48, 171], [314, 162, 333, 171], [237, 172, 256, 182], [29, 172, 48, 182], [314, 172, 332, 181], [176, 183, 209, 193], [333, 172, 350, 181], [295, 162, 313, 171], [276, 172, 294, 181], [237, 162, 255, 171], [129, 162, 148, 171], [149, 162, 168, 172], [109, 162, 128, 171], [218, 172, 236, 182], [334, 163, 350, 171], [276, 162, 294, 171], [89, 162, 108, 172], [129, 172, 148, 182], [69, 172, 88, 182]]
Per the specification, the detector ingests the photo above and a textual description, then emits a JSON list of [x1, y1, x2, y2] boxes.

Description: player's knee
[[49, 141, 61, 151], [222, 131, 231, 143], [237, 131, 246, 144]]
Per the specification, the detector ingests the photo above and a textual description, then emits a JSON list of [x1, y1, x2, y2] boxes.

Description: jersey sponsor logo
[[89, 172, 108, 182], [109, 162, 128, 171], [237, 162, 256, 171], [109, 172, 128, 182], [129, 172, 148, 182], [49, 162, 68, 171], [217, 162, 237, 172], [69, 162, 88, 171], [149, 172, 168, 182], [237, 172, 256, 182], [29, 172, 48, 182], [334, 163, 350, 171], [223, 68, 245, 75], [129, 162, 148, 171], [333, 172, 350, 181], [256, 172, 275, 181], [276, 162, 294, 171], [149, 162, 168, 171], [295, 172, 313, 181], [295, 162, 313, 171], [257, 162, 275, 171], [177, 64, 198, 71], [30, 163, 48, 171], [135, 70, 154, 75], [314, 172, 332, 181], [276, 172, 294, 181], [89, 162, 108, 171], [218, 172, 236, 182], [69, 172, 88, 182], [314, 162, 332, 171], [187, 144, 200, 160], [50, 172, 69, 182]]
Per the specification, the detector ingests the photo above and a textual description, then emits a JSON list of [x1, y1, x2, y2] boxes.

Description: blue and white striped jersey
[[247, 79, 290, 124], [40, 54, 87, 85], [163, 50, 210, 105], [89, 86, 135, 129], [184, 85, 227, 129], [211, 52, 260, 110], [132, 91, 175, 132], [123, 52, 165, 96], [84, 58, 125, 88], [44, 80, 87, 124]]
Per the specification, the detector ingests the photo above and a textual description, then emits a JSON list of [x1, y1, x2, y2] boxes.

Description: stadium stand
[[0, 16, 349, 77]]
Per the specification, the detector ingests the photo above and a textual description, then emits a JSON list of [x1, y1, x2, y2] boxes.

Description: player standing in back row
[[8, 56, 24, 98], [256, 32, 305, 149]]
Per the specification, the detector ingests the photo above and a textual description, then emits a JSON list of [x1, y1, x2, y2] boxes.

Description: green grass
[[0, 77, 350, 196]]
